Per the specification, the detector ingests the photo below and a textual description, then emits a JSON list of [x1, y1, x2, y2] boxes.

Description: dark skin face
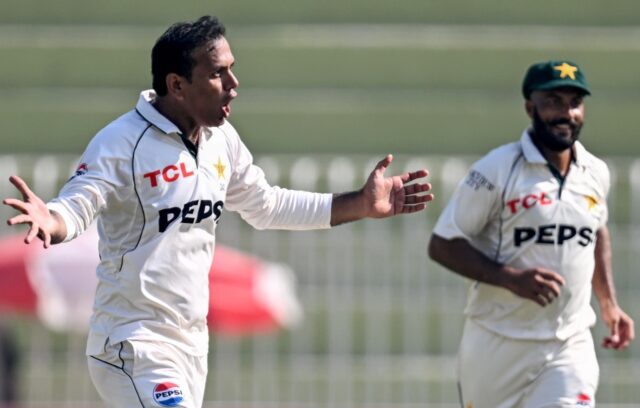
[[525, 87, 586, 174], [154, 36, 239, 143]]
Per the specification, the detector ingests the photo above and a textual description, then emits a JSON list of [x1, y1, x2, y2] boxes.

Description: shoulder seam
[[135, 108, 169, 135]]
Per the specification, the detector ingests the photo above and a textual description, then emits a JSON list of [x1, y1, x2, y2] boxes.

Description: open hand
[[3, 175, 58, 248], [363, 154, 434, 218]]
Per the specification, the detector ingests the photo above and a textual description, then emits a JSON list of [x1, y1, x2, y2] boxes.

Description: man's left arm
[[593, 225, 635, 350]]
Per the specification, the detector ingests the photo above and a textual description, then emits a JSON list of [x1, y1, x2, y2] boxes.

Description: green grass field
[[2, 41, 640, 156], [3, 0, 640, 25], [2, 2, 640, 156]]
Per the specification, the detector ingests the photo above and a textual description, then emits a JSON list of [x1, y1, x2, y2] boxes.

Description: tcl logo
[[506, 192, 553, 214], [144, 162, 194, 188], [159, 199, 224, 233], [514, 224, 594, 247]]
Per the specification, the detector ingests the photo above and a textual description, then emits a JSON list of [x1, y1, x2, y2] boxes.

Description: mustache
[[547, 118, 578, 129]]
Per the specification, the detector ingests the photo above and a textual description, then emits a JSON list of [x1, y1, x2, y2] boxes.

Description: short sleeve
[[595, 159, 610, 228], [433, 155, 502, 241]]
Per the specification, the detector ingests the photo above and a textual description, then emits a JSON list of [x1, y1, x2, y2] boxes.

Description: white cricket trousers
[[457, 318, 599, 408], [87, 340, 207, 408]]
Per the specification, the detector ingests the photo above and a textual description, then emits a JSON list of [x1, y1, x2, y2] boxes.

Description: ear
[[525, 99, 534, 119], [165, 73, 185, 100]]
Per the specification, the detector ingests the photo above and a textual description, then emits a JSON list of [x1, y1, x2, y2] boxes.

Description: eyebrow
[[545, 91, 582, 100]]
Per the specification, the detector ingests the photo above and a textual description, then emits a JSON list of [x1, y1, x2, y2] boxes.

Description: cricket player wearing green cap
[[428, 60, 634, 407]]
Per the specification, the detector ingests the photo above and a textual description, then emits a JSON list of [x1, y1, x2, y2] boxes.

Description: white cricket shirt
[[433, 130, 609, 340], [47, 90, 332, 356]]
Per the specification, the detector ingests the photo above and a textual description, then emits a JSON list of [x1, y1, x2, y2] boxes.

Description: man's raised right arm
[[3, 175, 67, 248]]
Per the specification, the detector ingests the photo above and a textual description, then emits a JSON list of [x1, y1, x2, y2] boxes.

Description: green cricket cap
[[522, 60, 591, 99]]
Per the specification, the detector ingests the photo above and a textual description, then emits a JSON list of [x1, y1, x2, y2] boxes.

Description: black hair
[[151, 15, 226, 96]]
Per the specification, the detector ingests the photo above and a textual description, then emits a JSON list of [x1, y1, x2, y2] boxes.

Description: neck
[[533, 139, 573, 176], [152, 97, 200, 143]]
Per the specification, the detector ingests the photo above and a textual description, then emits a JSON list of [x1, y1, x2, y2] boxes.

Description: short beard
[[531, 108, 581, 152]]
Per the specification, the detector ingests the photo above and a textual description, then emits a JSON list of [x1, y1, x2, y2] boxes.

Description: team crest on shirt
[[575, 392, 593, 407], [583, 195, 599, 212], [153, 382, 184, 407], [213, 156, 227, 190]]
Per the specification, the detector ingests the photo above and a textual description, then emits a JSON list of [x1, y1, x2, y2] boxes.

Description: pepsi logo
[[576, 392, 592, 407], [68, 162, 89, 181], [76, 163, 88, 174], [153, 382, 184, 407]]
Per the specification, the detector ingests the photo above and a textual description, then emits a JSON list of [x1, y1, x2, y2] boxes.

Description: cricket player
[[428, 60, 634, 408], [3, 16, 434, 408]]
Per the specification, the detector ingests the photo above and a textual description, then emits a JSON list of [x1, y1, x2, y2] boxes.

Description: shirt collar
[[520, 128, 585, 167], [135, 90, 182, 135]]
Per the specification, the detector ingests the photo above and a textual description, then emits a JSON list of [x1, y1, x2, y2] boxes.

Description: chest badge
[[214, 157, 227, 190], [584, 194, 599, 211]]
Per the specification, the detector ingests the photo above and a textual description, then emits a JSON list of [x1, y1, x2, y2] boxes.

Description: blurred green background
[[2, 2, 640, 406], [2, 0, 640, 157]]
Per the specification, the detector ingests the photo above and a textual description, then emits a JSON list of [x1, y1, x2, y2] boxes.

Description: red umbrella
[[0, 227, 302, 335], [0, 234, 38, 315]]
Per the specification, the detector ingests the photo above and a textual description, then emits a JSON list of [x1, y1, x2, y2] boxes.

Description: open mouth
[[222, 92, 236, 119]]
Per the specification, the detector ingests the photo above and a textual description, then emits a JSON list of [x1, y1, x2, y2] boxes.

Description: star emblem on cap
[[554, 62, 578, 80], [214, 157, 226, 179]]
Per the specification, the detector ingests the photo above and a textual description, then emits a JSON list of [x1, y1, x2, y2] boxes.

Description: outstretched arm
[[428, 234, 566, 307], [330, 154, 433, 226], [592, 225, 634, 350], [3, 175, 67, 248]]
